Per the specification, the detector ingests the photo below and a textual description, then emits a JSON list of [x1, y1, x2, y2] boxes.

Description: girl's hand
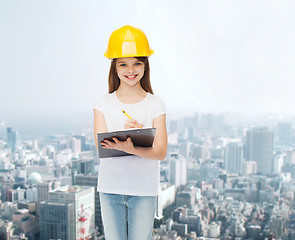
[[124, 119, 143, 129], [101, 137, 135, 154]]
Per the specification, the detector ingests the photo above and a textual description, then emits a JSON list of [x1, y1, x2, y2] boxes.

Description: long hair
[[108, 57, 154, 94]]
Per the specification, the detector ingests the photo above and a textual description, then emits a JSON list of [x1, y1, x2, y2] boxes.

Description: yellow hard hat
[[104, 25, 154, 59]]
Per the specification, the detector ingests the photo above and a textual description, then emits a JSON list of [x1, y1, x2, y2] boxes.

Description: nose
[[127, 65, 134, 73]]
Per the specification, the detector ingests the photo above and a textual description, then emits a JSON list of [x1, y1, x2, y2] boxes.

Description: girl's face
[[116, 57, 145, 87]]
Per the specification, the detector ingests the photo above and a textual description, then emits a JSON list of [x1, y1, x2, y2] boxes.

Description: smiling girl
[[93, 25, 167, 240]]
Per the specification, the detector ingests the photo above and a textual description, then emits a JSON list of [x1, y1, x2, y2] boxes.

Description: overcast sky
[[1, 0, 295, 138]]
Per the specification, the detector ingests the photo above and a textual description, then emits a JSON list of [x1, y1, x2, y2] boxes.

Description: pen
[[122, 110, 143, 129]]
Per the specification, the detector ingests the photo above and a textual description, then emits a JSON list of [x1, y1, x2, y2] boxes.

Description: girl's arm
[[93, 109, 108, 150], [102, 114, 168, 160]]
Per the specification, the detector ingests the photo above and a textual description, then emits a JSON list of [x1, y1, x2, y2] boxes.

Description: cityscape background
[[1, 113, 295, 239]]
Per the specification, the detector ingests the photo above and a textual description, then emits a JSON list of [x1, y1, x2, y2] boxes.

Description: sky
[[1, 0, 295, 139]]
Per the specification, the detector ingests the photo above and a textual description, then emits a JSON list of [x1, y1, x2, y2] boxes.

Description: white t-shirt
[[93, 91, 166, 196]]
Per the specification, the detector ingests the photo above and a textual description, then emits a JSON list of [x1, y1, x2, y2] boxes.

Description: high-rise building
[[169, 120, 178, 134], [270, 215, 284, 239], [57, 138, 68, 151], [0, 220, 15, 239], [71, 138, 81, 153], [273, 156, 283, 174], [215, 114, 225, 131], [71, 158, 95, 182], [176, 191, 195, 207], [39, 202, 75, 240], [169, 153, 187, 188], [277, 122, 292, 144], [26, 187, 38, 202], [7, 127, 16, 152], [285, 149, 295, 165], [224, 142, 243, 174], [179, 141, 192, 158], [186, 127, 195, 142], [15, 168, 26, 183], [200, 114, 214, 131], [246, 128, 273, 175], [37, 181, 59, 202], [190, 145, 209, 161], [74, 135, 87, 151], [47, 185, 95, 239], [74, 174, 103, 235], [15, 187, 25, 201]]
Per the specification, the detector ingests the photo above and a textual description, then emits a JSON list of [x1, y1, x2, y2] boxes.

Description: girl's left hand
[[101, 137, 135, 154]]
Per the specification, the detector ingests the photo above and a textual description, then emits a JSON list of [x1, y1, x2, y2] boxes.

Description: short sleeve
[[93, 95, 105, 112], [152, 95, 166, 119]]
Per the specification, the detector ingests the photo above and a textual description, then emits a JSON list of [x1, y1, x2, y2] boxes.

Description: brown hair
[[108, 57, 154, 94]]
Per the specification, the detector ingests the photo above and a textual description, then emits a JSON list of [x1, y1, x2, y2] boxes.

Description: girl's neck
[[115, 84, 148, 104], [116, 84, 146, 97]]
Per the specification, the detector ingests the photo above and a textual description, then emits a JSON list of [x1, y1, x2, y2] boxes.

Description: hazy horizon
[[2, 109, 295, 141]]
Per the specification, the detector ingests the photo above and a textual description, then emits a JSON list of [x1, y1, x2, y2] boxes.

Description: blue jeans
[[99, 192, 156, 240]]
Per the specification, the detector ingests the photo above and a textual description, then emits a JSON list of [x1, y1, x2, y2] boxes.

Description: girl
[[93, 25, 167, 240]]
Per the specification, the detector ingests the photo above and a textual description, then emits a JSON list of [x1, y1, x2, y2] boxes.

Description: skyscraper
[[7, 127, 16, 152], [270, 215, 284, 239], [224, 142, 243, 174], [37, 181, 59, 202], [74, 174, 103, 235], [169, 120, 178, 134], [277, 122, 292, 145], [169, 153, 187, 188], [246, 127, 273, 175], [73, 135, 87, 151], [285, 149, 295, 165], [70, 138, 81, 153]]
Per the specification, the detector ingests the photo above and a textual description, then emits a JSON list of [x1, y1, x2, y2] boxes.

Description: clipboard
[[97, 128, 156, 158]]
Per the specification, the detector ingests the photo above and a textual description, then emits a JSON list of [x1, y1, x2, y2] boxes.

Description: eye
[[119, 63, 127, 67], [135, 62, 142, 65]]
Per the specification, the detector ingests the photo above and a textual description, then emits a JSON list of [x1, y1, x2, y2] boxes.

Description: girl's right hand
[[124, 119, 143, 129]]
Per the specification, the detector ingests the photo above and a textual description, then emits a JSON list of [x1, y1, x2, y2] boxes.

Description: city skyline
[[1, 106, 295, 239], [1, 0, 295, 136], [2, 109, 295, 141]]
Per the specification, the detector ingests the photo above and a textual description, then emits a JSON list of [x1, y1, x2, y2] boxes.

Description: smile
[[125, 75, 138, 80]]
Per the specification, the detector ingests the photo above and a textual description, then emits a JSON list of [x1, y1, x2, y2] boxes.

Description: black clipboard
[[97, 128, 156, 158]]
